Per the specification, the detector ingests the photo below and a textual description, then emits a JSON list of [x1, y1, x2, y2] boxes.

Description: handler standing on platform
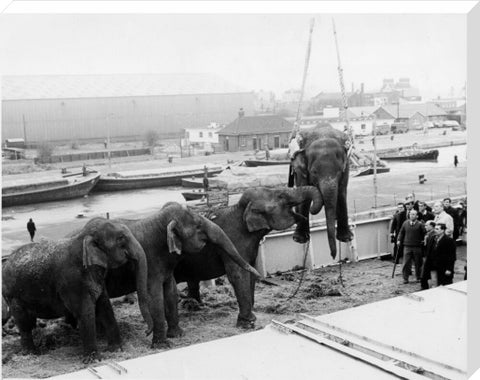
[[203, 166, 209, 192]]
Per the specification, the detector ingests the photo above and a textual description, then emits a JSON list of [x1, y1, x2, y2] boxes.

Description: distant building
[[218, 111, 293, 152], [1, 74, 255, 143], [378, 102, 447, 129], [433, 98, 466, 124], [287, 106, 377, 137], [310, 83, 369, 114]]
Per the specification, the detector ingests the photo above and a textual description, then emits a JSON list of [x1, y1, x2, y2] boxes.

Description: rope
[[286, 239, 310, 301], [338, 241, 345, 287], [289, 18, 315, 142]]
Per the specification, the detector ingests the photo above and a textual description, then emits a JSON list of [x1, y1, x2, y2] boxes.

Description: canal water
[[1, 144, 467, 255]]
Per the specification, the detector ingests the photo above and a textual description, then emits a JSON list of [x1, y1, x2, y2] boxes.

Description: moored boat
[[181, 190, 207, 201], [377, 147, 439, 161], [243, 159, 290, 167], [93, 166, 223, 192], [181, 176, 220, 189], [2, 171, 101, 207], [352, 166, 391, 177]]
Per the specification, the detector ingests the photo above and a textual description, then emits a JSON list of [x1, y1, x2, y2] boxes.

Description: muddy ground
[[2, 245, 466, 378]]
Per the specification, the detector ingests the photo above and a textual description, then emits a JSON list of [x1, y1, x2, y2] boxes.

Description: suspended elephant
[[174, 186, 322, 328], [291, 125, 353, 259], [2, 218, 152, 363]]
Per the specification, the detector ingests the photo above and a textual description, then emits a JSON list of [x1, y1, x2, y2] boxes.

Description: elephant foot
[[236, 315, 256, 330], [20, 345, 40, 356], [151, 338, 172, 350], [82, 351, 102, 364], [167, 325, 184, 338], [336, 229, 353, 242], [106, 343, 123, 353], [122, 294, 136, 305], [292, 229, 310, 244]]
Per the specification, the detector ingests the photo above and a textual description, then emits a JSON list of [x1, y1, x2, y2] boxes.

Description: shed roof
[[219, 115, 293, 136], [382, 103, 447, 119], [1, 73, 249, 100]]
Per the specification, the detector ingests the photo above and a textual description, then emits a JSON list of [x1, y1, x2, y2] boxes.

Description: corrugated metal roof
[[219, 115, 293, 135], [1, 74, 249, 100]]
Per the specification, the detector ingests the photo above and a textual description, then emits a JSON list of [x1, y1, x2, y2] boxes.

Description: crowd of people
[[390, 194, 466, 289]]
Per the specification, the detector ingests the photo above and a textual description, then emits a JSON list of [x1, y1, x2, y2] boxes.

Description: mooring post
[[106, 212, 110, 219]]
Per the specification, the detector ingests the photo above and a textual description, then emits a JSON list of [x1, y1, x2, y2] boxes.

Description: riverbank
[[1, 128, 466, 185]]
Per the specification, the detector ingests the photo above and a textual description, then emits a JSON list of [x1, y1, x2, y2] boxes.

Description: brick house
[[218, 111, 293, 152]]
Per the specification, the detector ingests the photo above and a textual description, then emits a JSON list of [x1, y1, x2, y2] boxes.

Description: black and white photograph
[[1, 2, 477, 379]]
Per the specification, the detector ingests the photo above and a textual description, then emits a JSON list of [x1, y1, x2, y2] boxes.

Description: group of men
[[390, 194, 466, 289]]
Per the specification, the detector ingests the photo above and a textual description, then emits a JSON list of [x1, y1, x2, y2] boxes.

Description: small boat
[[243, 160, 290, 167], [93, 166, 223, 192], [352, 166, 391, 177], [377, 147, 439, 161], [2, 171, 101, 207], [182, 190, 207, 201], [181, 176, 220, 189]]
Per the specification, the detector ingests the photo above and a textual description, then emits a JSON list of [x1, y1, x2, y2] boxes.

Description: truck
[[390, 122, 408, 134], [373, 123, 391, 135]]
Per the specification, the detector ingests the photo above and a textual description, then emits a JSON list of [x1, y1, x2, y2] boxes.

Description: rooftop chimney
[[238, 108, 245, 118]]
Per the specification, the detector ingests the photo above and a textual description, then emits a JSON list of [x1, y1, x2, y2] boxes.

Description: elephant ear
[[82, 235, 108, 269], [244, 202, 270, 232], [167, 220, 182, 255]]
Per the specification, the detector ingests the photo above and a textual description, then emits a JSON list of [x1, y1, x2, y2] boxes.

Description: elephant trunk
[[126, 232, 153, 334], [281, 186, 323, 215], [200, 216, 262, 278], [319, 178, 339, 259]]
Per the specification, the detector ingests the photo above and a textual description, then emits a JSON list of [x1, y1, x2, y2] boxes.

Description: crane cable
[[289, 18, 315, 142], [332, 18, 354, 166]]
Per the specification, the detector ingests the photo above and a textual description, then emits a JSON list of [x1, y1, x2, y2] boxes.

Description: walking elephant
[[291, 125, 353, 259], [174, 186, 322, 329], [103, 202, 261, 348], [2, 218, 152, 363]]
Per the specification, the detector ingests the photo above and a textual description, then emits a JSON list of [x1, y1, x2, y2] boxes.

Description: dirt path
[[2, 245, 467, 378]]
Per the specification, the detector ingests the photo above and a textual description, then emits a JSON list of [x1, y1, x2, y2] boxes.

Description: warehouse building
[[1, 74, 254, 144]]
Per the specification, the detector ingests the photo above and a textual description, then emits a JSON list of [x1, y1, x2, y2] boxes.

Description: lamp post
[[107, 113, 114, 169]]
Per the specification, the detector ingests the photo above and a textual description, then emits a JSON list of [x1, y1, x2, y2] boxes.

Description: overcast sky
[[0, 13, 466, 99]]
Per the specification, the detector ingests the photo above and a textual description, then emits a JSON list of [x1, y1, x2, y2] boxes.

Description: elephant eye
[[117, 235, 127, 246]]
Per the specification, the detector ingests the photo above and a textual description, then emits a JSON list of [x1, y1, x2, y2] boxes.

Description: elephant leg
[[165, 277, 184, 338], [293, 202, 310, 244], [95, 292, 122, 351], [186, 281, 202, 303], [224, 261, 256, 329], [77, 295, 100, 364], [64, 310, 78, 329], [148, 278, 170, 349], [336, 173, 352, 242], [10, 300, 37, 354]]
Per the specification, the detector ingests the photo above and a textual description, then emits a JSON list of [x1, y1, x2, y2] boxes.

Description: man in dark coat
[[443, 198, 460, 240], [27, 218, 36, 242], [398, 209, 425, 284], [390, 203, 406, 263], [417, 201, 434, 223], [203, 166, 209, 193], [424, 223, 456, 286], [420, 221, 436, 290]]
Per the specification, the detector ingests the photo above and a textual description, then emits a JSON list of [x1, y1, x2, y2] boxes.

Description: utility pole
[[372, 114, 378, 208], [107, 113, 113, 169], [22, 114, 27, 145]]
